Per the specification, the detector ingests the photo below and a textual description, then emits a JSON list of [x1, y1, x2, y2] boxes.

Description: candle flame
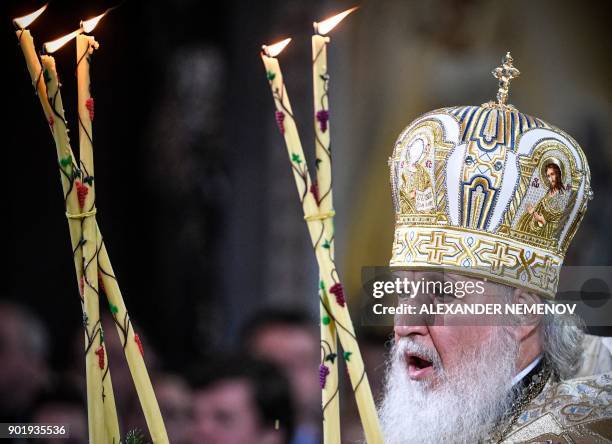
[[315, 6, 358, 35], [13, 4, 48, 29], [262, 38, 292, 57], [43, 29, 81, 54], [81, 11, 107, 33], [43, 8, 107, 53]]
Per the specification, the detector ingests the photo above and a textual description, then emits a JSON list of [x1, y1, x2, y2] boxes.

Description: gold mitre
[[388, 53, 593, 299]]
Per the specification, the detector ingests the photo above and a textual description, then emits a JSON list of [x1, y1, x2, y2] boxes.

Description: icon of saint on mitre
[[516, 158, 571, 240], [398, 138, 435, 213]]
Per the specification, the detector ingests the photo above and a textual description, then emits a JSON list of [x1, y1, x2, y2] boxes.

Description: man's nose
[[394, 299, 431, 339], [394, 294, 433, 337], [394, 323, 429, 340]]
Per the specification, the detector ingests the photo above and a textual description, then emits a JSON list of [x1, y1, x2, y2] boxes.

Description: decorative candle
[[262, 40, 382, 443], [77, 17, 169, 442], [15, 8, 120, 440], [40, 50, 109, 444], [13, 5, 53, 121], [75, 25, 124, 443], [16, 9, 169, 442], [311, 8, 358, 443], [40, 50, 168, 440], [312, 7, 357, 203]]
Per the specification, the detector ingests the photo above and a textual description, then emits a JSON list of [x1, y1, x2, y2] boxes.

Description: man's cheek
[[430, 329, 462, 367]]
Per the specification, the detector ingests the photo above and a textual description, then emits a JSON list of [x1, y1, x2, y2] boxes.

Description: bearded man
[[380, 53, 612, 443]]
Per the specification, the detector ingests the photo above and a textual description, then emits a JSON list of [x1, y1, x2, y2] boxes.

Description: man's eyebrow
[[418, 271, 445, 282], [445, 273, 462, 283], [442, 272, 472, 284], [419, 272, 460, 288]]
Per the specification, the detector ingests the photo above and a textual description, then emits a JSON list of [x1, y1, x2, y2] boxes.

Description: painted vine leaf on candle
[[267, 76, 312, 203], [312, 34, 332, 201], [44, 65, 78, 174]]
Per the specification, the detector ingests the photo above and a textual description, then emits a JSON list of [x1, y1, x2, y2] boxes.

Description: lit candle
[[15, 9, 119, 440], [35, 14, 169, 444], [74, 14, 124, 443], [311, 7, 358, 443], [75, 30, 100, 349], [40, 44, 109, 442], [14, 7, 114, 440], [14, 5, 53, 124], [262, 39, 382, 444], [77, 15, 169, 441], [263, 43, 339, 441], [312, 8, 357, 201]]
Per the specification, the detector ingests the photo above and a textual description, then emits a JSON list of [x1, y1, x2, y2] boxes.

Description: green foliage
[[122, 429, 145, 444]]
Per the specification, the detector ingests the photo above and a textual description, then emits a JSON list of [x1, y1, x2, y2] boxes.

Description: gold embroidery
[[503, 373, 612, 443], [390, 225, 562, 297], [389, 104, 592, 299], [516, 191, 568, 240], [399, 163, 434, 213]]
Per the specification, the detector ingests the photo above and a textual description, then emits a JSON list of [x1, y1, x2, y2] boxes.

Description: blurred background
[[3, 0, 611, 442]]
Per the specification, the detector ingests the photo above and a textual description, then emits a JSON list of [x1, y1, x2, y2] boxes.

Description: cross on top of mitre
[[492, 52, 520, 106]]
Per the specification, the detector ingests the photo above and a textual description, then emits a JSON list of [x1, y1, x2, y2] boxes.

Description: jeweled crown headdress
[[389, 53, 593, 298]]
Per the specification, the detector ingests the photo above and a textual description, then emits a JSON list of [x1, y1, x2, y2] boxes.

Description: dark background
[[4, 0, 612, 377]]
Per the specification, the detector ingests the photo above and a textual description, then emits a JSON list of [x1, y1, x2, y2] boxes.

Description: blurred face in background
[[0, 305, 48, 415], [32, 403, 87, 444], [155, 376, 193, 444], [191, 379, 281, 444], [250, 324, 320, 419]]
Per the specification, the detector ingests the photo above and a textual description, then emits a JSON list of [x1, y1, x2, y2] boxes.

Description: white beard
[[379, 329, 520, 444]]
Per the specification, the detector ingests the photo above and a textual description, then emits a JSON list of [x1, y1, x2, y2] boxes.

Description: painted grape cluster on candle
[[261, 7, 383, 444], [13, 5, 169, 444]]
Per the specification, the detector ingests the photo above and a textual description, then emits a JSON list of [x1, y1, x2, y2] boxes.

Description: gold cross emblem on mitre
[[492, 52, 521, 107]]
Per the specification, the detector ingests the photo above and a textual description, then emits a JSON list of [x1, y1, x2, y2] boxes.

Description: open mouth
[[405, 352, 434, 380]]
